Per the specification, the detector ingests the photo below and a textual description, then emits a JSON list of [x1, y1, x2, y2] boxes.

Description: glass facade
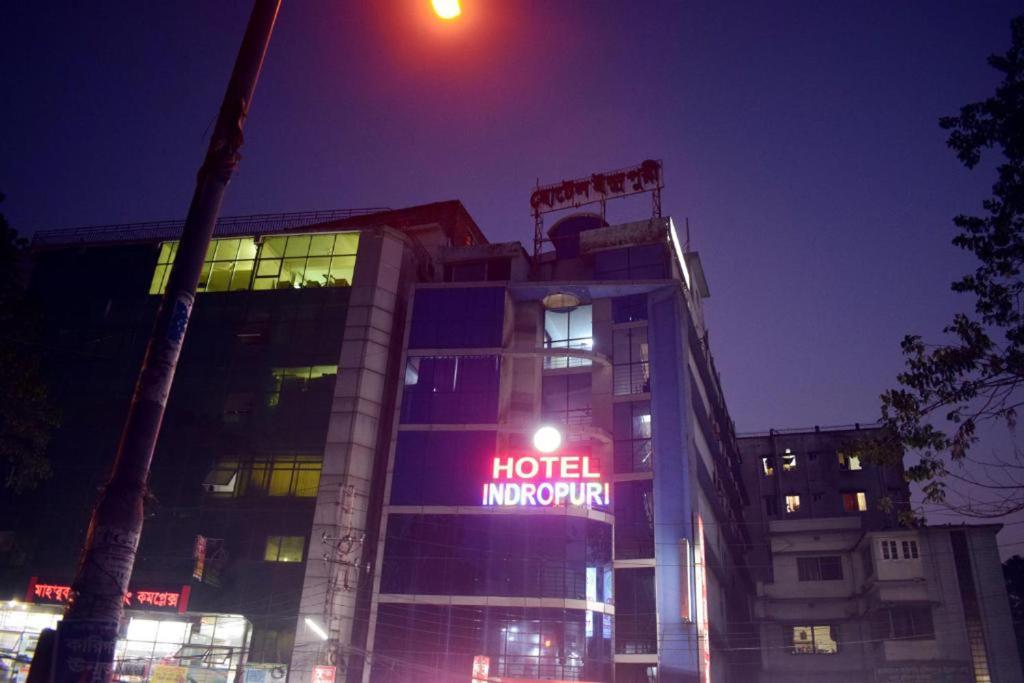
[[541, 374, 592, 431], [613, 327, 651, 395], [149, 231, 359, 295], [593, 244, 668, 280], [408, 287, 505, 349], [614, 401, 653, 473], [614, 569, 657, 654], [371, 604, 612, 683], [390, 430, 498, 506], [401, 355, 500, 424], [614, 480, 655, 559], [544, 305, 593, 368], [381, 515, 612, 600]]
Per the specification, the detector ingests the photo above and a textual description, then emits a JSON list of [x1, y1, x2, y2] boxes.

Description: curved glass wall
[[380, 514, 613, 600], [371, 604, 612, 683]]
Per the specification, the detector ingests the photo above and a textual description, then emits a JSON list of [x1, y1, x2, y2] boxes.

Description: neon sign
[[25, 577, 190, 614], [482, 455, 609, 507]]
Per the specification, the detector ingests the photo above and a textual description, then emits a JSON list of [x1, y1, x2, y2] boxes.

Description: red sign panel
[[25, 577, 190, 614], [311, 665, 336, 683]]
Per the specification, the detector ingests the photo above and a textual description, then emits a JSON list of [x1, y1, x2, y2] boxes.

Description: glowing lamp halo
[[532, 426, 563, 453], [431, 0, 462, 20]]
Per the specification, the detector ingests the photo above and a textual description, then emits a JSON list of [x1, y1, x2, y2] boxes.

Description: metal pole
[[46, 2, 281, 680]]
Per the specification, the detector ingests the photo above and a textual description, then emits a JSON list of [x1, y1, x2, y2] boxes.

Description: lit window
[[205, 456, 322, 498], [838, 450, 863, 471], [761, 457, 775, 476], [267, 365, 338, 407], [785, 495, 801, 514], [614, 401, 653, 473], [253, 232, 358, 290], [264, 536, 305, 562], [842, 491, 868, 512], [545, 304, 594, 369], [150, 238, 258, 295], [792, 625, 838, 654], [781, 449, 797, 471]]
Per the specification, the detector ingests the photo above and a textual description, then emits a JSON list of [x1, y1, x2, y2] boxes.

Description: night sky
[[2, 2, 1022, 547]]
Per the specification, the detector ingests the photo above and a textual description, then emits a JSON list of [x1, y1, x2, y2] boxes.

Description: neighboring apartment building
[[738, 426, 1023, 682], [1, 199, 756, 683], [359, 214, 756, 683]]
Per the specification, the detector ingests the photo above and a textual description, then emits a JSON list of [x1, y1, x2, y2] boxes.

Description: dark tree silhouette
[[880, 16, 1024, 517], [0, 193, 58, 490]]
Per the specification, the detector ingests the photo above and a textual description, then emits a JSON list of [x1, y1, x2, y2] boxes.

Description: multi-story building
[[359, 214, 756, 683], [0, 202, 486, 683], [738, 426, 1023, 682], [2, 197, 756, 683]]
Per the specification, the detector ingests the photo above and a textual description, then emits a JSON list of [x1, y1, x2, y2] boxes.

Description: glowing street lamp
[[533, 426, 562, 454], [431, 0, 462, 20]]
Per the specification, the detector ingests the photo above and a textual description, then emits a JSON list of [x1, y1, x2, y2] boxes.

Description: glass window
[[206, 456, 322, 498], [612, 294, 648, 323], [408, 287, 505, 349], [842, 491, 868, 512], [791, 625, 838, 654], [781, 449, 797, 471], [252, 231, 359, 290], [264, 536, 305, 562], [390, 431, 498, 506], [150, 238, 259, 295], [870, 607, 934, 640], [381, 515, 612, 600], [785, 495, 801, 514], [762, 456, 775, 476], [902, 540, 919, 559], [594, 244, 668, 280], [797, 556, 843, 581], [544, 305, 593, 368], [838, 450, 863, 470], [267, 365, 337, 407], [614, 568, 657, 655], [542, 373, 592, 432], [613, 402, 652, 472], [371, 605, 611, 683], [613, 327, 650, 395], [614, 480, 654, 559], [880, 540, 898, 560], [400, 356, 500, 424], [764, 495, 779, 517]]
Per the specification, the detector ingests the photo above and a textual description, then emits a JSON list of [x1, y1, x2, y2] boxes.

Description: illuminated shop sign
[[695, 515, 710, 683], [482, 454, 609, 507], [26, 577, 190, 614]]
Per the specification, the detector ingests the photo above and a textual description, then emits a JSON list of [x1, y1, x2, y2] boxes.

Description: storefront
[[0, 580, 254, 683]]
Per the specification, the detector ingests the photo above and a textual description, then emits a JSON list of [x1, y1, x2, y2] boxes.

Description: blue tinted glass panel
[[408, 287, 505, 349], [594, 245, 668, 280], [390, 430, 497, 505], [401, 355, 500, 424]]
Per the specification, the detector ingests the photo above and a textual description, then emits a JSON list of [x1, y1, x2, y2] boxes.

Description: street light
[[431, 0, 462, 20]]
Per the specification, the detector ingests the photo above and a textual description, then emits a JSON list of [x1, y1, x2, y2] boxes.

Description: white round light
[[533, 426, 562, 453]]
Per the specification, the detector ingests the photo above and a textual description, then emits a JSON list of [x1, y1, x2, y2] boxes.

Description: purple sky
[[3, 1, 1022, 549]]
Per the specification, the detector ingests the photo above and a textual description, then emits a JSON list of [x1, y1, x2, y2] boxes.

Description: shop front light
[[304, 617, 329, 641]]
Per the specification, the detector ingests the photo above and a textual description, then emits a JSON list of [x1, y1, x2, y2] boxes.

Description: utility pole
[[41, 2, 281, 680]]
